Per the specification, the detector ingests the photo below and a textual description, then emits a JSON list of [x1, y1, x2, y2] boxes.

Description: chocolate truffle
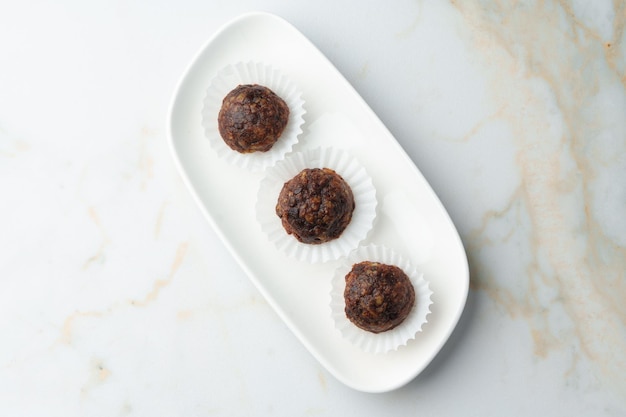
[[276, 168, 355, 244], [218, 84, 289, 153], [344, 261, 415, 333]]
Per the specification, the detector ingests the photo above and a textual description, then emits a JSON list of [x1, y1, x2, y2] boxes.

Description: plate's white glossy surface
[[167, 12, 469, 393]]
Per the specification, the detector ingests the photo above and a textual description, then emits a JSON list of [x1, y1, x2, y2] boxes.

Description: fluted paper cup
[[202, 61, 306, 171], [256, 147, 377, 263], [330, 244, 433, 354]]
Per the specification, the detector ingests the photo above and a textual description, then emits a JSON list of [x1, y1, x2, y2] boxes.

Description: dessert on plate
[[343, 261, 416, 334], [218, 84, 290, 153], [275, 167, 355, 244]]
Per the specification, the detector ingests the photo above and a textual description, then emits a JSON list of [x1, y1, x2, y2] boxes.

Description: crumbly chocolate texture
[[218, 84, 289, 153], [344, 261, 415, 333], [275, 168, 355, 244]]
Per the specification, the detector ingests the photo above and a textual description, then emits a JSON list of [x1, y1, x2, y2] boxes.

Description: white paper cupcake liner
[[202, 61, 306, 171], [330, 244, 433, 354], [256, 147, 377, 263]]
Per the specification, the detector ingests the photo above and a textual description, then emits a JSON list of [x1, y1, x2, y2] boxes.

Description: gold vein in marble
[[154, 200, 169, 239], [451, 0, 626, 398], [0, 134, 30, 158], [59, 241, 189, 344], [82, 206, 110, 270], [131, 241, 188, 307], [395, 0, 423, 39], [80, 359, 112, 400]]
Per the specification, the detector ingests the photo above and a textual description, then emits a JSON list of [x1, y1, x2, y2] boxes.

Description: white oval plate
[[167, 12, 469, 393]]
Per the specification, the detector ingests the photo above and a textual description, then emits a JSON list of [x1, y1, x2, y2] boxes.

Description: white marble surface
[[1, 1, 625, 415]]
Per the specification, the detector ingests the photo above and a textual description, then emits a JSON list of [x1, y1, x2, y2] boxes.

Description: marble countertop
[[1, 1, 624, 415]]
